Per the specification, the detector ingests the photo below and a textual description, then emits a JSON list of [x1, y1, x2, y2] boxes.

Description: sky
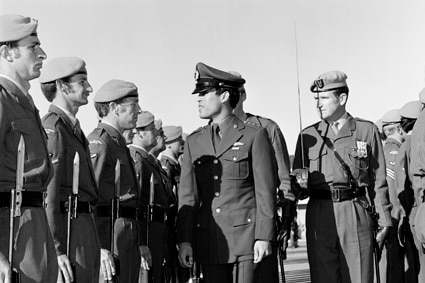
[[2, 0, 425, 154]]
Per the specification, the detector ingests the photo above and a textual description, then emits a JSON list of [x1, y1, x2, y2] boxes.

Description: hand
[[140, 245, 152, 270], [376, 226, 390, 251], [178, 243, 193, 268], [57, 254, 74, 283], [0, 252, 11, 283], [100, 248, 116, 281], [253, 240, 272, 263]]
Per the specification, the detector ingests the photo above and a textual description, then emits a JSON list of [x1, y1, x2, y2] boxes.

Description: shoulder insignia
[[90, 153, 98, 159], [389, 150, 398, 155], [89, 140, 102, 145], [44, 128, 55, 134], [51, 158, 59, 164], [189, 126, 205, 136]]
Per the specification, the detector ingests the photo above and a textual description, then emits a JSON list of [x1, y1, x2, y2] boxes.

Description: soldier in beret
[[0, 14, 58, 282], [150, 119, 166, 158], [87, 79, 141, 282], [292, 70, 392, 283], [40, 57, 101, 283], [177, 62, 278, 283], [128, 111, 175, 283], [409, 88, 425, 282], [159, 125, 187, 283], [230, 70, 293, 282], [379, 109, 405, 282], [394, 100, 423, 283]]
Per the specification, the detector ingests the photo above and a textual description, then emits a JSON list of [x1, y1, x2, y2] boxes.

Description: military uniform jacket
[[0, 77, 52, 191], [128, 145, 175, 245], [383, 137, 402, 220], [42, 104, 99, 254], [242, 112, 293, 201], [410, 110, 425, 206], [177, 115, 278, 264], [160, 153, 181, 192], [293, 114, 392, 227], [88, 123, 139, 208]]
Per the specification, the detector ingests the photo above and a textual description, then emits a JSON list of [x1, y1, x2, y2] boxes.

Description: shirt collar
[[0, 74, 29, 96], [54, 104, 77, 125]]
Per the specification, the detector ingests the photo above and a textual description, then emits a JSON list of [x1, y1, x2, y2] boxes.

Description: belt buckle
[[43, 192, 48, 208], [330, 188, 341, 202]]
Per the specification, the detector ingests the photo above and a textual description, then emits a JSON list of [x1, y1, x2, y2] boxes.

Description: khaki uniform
[[177, 115, 278, 283], [42, 104, 100, 282], [0, 77, 58, 282], [88, 122, 140, 282], [129, 146, 175, 283], [293, 114, 392, 283]]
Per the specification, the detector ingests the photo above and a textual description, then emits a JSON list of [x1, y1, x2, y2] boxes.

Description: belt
[[60, 201, 94, 214], [96, 205, 139, 220], [0, 191, 46, 208], [309, 186, 366, 202]]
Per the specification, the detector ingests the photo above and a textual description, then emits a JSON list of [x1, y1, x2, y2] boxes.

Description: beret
[[94, 79, 138, 103], [399, 101, 422, 119], [310, 70, 348, 93], [192, 62, 246, 94], [163, 126, 183, 143], [136, 111, 155, 129], [418, 87, 425, 104], [39, 57, 87, 83], [155, 119, 163, 131], [0, 14, 38, 42], [414, 203, 425, 243], [381, 109, 401, 125]]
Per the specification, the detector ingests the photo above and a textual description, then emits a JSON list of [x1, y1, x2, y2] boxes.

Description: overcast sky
[[2, 0, 425, 154]]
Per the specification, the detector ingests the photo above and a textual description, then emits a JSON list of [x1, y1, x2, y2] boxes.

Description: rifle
[[9, 136, 24, 283], [63, 152, 79, 282], [371, 205, 381, 283], [107, 160, 121, 283]]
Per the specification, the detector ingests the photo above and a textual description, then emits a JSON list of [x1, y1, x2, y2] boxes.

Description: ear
[[109, 102, 119, 115], [0, 45, 15, 62], [221, 91, 230, 104], [56, 80, 69, 94], [339, 93, 348, 106]]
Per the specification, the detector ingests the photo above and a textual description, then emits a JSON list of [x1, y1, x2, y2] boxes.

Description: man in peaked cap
[[394, 100, 423, 283], [87, 79, 142, 282], [380, 109, 405, 283], [0, 14, 59, 282], [409, 87, 425, 282], [128, 111, 175, 283], [230, 70, 292, 282], [40, 57, 101, 283], [292, 70, 391, 283], [177, 62, 278, 283], [159, 125, 187, 283]]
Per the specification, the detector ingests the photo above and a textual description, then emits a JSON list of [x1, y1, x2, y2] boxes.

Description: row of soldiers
[[0, 13, 295, 283]]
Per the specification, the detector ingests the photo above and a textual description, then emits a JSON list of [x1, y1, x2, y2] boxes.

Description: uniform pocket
[[232, 207, 256, 256], [223, 151, 250, 180]]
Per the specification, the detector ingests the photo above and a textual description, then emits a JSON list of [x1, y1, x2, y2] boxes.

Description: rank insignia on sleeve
[[90, 153, 98, 159], [44, 128, 55, 134], [89, 140, 102, 145]]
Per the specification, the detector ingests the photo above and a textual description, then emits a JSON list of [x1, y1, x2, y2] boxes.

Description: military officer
[[159, 125, 187, 283], [292, 70, 392, 283], [0, 14, 58, 282], [380, 109, 405, 282], [177, 62, 278, 283], [128, 111, 175, 283], [88, 79, 141, 282], [394, 100, 423, 283], [40, 57, 101, 283], [231, 70, 293, 282]]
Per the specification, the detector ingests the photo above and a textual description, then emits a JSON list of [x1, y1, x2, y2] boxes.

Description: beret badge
[[314, 79, 324, 89]]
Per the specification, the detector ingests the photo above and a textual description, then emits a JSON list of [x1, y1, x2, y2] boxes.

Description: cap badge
[[314, 79, 324, 89], [194, 70, 200, 80]]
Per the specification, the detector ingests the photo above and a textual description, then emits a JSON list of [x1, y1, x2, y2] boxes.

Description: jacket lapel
[[197, 126, 216, 155], [216, 117, 243, 157]]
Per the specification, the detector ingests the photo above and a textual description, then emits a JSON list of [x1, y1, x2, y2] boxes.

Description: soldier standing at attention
[[177, 62, 278, 283], [88, 79, 141, 282], [0, 14, 58, 282], [40, 57, 101, 283], [292, 71, 392, 283], [128, 111, 175, 283], [380, 109, 405, 282]]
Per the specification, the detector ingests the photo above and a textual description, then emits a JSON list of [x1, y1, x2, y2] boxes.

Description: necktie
[[331, 121, 339, 135], [27, 93, 36, 110], [212, 124, 221, 152], [74, 119, 82, 139]]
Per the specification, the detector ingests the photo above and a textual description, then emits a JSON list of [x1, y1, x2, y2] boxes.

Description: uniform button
[[232, 156, 237, 161], [214, 159, 218, 164], [247, 218, 251, 222], [214, 175, 219, 180], [216, 208, 221, 213], [233, 124, 237, 128], [214, 192, 220, 197]]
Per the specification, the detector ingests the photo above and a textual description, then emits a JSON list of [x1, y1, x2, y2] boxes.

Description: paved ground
[[280, 240, 311, 283]]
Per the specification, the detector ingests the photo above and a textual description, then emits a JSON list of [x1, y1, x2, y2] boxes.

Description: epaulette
[[189, 126, 205, 137], [355, 117, 375, 125], [42, 111, 61, 127], [304, 121, 321, 131]]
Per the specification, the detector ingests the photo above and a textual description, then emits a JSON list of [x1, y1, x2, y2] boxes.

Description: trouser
[[0, 207, 58, 283], [97, 217, 141, 283], [306, 198, 374, 283], [202, 260, 258, 283], [61, 213, 101, 283]]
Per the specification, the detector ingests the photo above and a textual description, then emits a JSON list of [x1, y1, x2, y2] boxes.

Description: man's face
[[197, 90, 222, 120], [137, 125, 158, 148], [116, 97, 141, 130], [12, 35, 47, 81], [66, 74, 93, 106], [314, 91, 345, 122]]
